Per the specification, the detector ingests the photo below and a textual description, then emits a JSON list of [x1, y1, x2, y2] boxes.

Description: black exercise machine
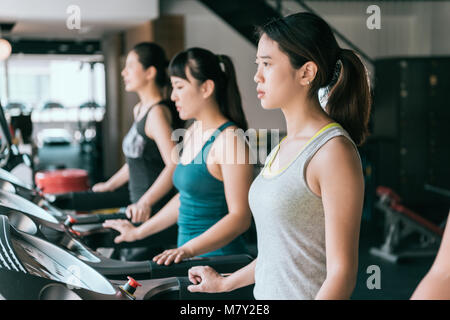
[[0, 215, 254, 300], [370, 186, 446, 263], [0, 188, 253, 281]]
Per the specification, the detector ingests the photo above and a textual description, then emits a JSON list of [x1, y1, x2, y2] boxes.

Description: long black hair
[[258, 13, 371, 146], [168, 47, 248, 131], [132, 42, 184, 129]]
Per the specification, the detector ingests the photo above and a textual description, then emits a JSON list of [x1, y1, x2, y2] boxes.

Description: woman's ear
[[145, 66, 157, 82], [297, 61, 318, 86], [200, 79, 215, 99]]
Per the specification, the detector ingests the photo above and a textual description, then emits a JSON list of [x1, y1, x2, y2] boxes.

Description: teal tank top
[[173, 121, 247, 257]]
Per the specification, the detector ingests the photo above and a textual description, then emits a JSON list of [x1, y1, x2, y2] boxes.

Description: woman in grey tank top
[[187, 12, 372, 300]]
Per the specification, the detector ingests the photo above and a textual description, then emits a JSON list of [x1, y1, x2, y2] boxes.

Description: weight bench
[[369, 186, 444, 263]]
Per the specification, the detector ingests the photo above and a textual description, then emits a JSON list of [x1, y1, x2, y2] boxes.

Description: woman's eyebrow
[[256, 55, 272, 60]]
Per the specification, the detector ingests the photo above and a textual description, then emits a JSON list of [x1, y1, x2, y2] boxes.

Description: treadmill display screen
[[11, 237, 91, 291]]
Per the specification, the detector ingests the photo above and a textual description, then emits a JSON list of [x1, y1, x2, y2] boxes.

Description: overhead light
[[0, 39, 12, 61]]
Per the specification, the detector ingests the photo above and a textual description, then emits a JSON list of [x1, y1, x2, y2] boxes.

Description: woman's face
[[121, 51, 148, 92], [254, 33, 300, 110], [170, 67, 205, 120]]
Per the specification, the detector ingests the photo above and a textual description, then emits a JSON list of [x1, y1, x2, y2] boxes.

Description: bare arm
[[134, 193, 180, 239], [312, 137, 364, 300], [92, 163, 129, 192], [103, 193, 180, 243], [411, 213, 450, 299], [221, 258, 257, 291], [188, 259, 257, 293]]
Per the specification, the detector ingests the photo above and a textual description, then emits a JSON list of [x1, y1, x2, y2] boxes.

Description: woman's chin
[[260, 100, 275, 110], [178, 111, 188, 120], [124, 84, 137, 92]]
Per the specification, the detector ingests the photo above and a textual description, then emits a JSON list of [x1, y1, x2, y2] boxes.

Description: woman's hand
[[187, 266, 226, 293], [92, 182, 113, 193], [126, 201, 152, 223], [152, 246, 194, 265], [102, 219, 139, 243]]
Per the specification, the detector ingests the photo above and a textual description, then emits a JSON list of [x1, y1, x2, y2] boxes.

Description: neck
[[136, 82, 163, 107], [281, 93, 331, 138], [195, 100, 228, 132]]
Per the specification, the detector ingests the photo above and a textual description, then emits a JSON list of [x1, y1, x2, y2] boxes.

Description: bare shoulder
[[148, 103, 172, 124], [213, 125, 250, 164], [215, 125, 244, 149], [310, 135, 362, 175], [145, 104, 174, 140]]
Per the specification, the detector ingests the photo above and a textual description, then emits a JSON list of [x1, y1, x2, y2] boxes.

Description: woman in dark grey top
[[122, 99, 175, 207], [93, 42, 183, 226]]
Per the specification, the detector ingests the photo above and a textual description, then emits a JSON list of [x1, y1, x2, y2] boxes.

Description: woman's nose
[[254, 68, 263, 84], [170, 91, 177, 101]]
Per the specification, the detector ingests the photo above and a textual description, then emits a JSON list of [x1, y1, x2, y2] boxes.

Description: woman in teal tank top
[[173, 120, 248, 256], [104, 47, 253, 265]]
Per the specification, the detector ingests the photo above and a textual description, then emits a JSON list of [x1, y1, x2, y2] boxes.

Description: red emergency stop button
[[120, 276, 142, 298], [127, 276, 142, 289], [64, 215, 77, 228]]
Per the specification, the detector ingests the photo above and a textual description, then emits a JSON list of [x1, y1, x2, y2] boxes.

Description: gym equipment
[[0, 215, 122, 299], [7, 106, 33, 144], [0, 166, 117, 223], [0, 164, 178, 258], [370, 186, 444, 263], [0, 166, 79, 222], [34, 168, 90, 194], [0, 166, 123, 220], [0, 186, 253, 281], [1, 101, 178, 258], [0, 215, 254, 300], [372, 57, 450, 209], [1, 106, 253, 285], [0, 104, 32, 171]]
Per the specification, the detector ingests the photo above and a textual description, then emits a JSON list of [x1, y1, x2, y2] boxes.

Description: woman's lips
[[257, 90, 265, 99]]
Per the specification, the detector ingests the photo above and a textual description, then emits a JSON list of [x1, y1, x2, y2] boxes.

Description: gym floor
[[351, 220, 434, 300]]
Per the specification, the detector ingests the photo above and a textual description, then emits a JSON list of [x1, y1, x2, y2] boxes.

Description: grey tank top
[[248, 123, 361, 300]]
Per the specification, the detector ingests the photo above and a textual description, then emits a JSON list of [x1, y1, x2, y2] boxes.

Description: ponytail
[[159, 69, 172, 101], [327, 49, 371, 146], [169, 48, 248, 131], [217, 54, 248, 131]]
